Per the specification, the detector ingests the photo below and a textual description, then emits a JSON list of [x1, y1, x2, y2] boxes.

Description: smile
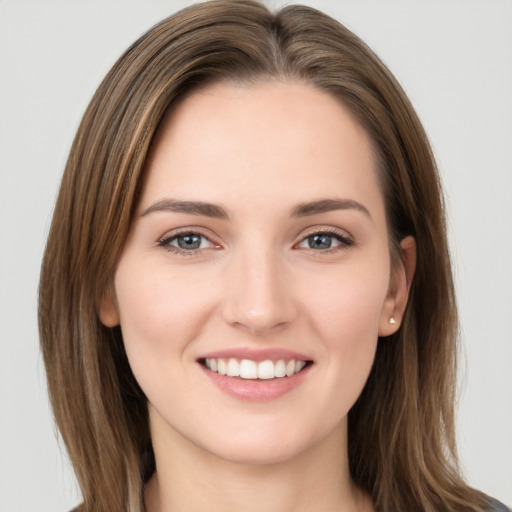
[[203, 358, 308, 379], [197, 349, 314, 401]]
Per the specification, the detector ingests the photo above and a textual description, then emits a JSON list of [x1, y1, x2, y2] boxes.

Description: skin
[[100, 80, 415, 512]]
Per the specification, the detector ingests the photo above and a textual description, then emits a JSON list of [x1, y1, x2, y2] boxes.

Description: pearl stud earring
[[389, 317, 396, 324]]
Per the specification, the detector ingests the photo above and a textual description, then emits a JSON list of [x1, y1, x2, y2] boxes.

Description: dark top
[[487, 496, 512, 512]]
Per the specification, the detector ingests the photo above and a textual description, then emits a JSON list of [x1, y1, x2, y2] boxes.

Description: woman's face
[[101, 81, 408, 465]]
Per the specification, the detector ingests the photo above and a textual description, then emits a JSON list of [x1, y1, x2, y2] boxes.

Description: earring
[[389, 317, 396, 324]]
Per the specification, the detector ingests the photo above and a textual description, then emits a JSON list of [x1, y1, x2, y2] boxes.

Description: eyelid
[[300, 226, 353, 242]]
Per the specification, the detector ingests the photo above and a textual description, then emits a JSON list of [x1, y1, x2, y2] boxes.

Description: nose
[[220, 244, 297, 336]]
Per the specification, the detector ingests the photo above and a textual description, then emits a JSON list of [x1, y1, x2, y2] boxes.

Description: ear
[[378, 236, 416, 337], [98, 285, 120, 327]]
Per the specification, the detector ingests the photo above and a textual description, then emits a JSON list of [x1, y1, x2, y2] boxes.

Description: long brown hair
[[39, 1, 490, 511]]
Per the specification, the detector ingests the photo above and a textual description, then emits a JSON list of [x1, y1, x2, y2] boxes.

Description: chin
[[192, 418, 341, 468], [205, 437, 310, 467]]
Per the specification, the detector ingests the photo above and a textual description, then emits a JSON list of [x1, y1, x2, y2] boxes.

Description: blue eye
[[159, 232, 214, 255], [173, 233, 203, 250], [298, 230, 353, 252], [159, 228, 353, 257], [306, 233, 335, 250]]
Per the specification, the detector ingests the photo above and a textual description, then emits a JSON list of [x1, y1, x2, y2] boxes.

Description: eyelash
[[157, 228, 354, 257]]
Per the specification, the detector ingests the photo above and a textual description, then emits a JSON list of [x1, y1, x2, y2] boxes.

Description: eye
[[297, 229, 353, 252], [158, 231, 217, 256]]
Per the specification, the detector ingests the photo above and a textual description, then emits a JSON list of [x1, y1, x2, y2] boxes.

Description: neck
[[144, 414, 372, 512]]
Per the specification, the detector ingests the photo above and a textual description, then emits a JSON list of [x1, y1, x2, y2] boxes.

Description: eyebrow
[[141, 198, 371, 219], [289, 198, 371, 218], [141, 199, 229, 219]]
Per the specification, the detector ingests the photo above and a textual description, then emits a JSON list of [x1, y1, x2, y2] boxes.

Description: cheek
[[306, 264, 389, 337], [113, 262, 215, 370], [112, 262, 219, 415], [304, 265, 389, 393]]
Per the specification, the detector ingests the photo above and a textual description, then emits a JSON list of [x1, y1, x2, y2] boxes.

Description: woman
[[38, 1, 510, 511]]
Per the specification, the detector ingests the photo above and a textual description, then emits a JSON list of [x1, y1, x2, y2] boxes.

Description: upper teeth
[[204, 358, 307, 379]]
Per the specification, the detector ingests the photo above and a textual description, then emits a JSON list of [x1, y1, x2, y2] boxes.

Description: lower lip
[[199, 363, 312, 401]]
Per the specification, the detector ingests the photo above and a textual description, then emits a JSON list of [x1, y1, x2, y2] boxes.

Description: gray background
[[0, 1, 511, 510]]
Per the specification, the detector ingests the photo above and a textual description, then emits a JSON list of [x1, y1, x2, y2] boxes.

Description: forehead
[[140, 80, 385, 221]]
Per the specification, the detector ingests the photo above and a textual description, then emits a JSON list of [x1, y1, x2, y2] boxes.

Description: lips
[[197, 348, 313, 401]]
